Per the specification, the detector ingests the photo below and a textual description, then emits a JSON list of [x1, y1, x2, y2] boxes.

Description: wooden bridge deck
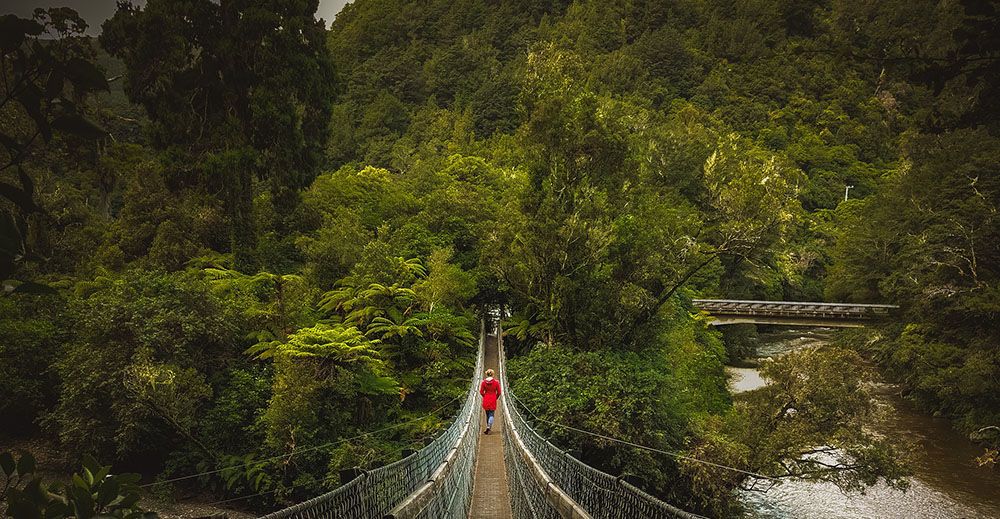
[[468, 333, 513, 519]]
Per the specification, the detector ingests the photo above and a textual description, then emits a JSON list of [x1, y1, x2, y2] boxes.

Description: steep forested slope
[[2, 0, 998, 516]]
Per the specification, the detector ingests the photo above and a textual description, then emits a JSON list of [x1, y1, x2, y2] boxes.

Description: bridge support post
[[339, 467, 364, 484]]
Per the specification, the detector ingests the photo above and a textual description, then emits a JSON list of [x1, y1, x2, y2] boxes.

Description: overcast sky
[[3, 0, 351, 34]]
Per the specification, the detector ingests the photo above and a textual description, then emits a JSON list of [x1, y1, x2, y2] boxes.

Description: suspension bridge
[[250, 299, 896, 518], [257, 318, 706, 519], [692, 299, 898, 328]]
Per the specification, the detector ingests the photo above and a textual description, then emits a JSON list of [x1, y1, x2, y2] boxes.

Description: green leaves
[[682, 346, 910, 516], [201, 267, 314, 346], [701, 133, 802, 257], [0, 15, 43, 52], [827, 129, 1000, 432], [1, 451, 153, 519], [508, 343, 693, 498], [50, 114, 108, 141], [319, 277, 419, 328], [16, 453, 36, 476], [99, 0, 336, 266], [218, 454, 269, 494], [257, 323, 382, 364], [0, 452, 15, 477], [9, 281, 57, 295], [63, 57, 109, 93], [0, 8, 110, 286], [366, 315, 425, 341]]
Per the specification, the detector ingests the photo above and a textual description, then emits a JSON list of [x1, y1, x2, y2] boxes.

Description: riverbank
[[729, 328, 1000, 519]]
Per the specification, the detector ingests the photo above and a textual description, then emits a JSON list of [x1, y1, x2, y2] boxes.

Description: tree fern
[[366, 315, 425, 341], [318, 284, 360, 315], [247, 323, 383, 367], [396, 257, 427, 279]]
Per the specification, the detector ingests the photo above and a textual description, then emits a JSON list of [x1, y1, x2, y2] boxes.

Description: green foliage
[[46, 269, 235, 461], [217, 453, 271, 496], [89, 143, 224, 272], [1, 8, 109, 281], [298, 209, 371, 289], [507, 338, 708, 500], [413, 249, 476, 312], [258, 324, 399, 478], [202, 266, 317, 344], [250, 323, 382, 364], [8, 0, 1000, 513], [2, 451, 154, 519], [199, 367, 271, 454], [0, 295, 63, 434], [682, 347, 909, 516], [315, 257, 476, 405], [828, 129, 1000, 431], [718, 324, 759, 363], [101, 0, 337, 268], [489, 47, 801, 351]]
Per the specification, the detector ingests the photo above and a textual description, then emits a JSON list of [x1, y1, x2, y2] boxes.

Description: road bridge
[[692, 299, 898, 327]]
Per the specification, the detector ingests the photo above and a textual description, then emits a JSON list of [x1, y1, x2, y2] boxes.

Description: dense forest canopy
[[1, 0, 998, 517]]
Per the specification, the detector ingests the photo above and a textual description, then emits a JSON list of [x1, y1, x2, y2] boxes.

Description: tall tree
[[492, 45, 801, 350], [1, 8, 109, 283], [100, 0, 337, 270]]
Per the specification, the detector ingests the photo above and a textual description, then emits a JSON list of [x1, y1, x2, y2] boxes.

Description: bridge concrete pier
[[469, 332, 513, 518]]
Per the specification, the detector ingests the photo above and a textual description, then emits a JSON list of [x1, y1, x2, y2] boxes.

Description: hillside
[[1, 1, 997, 517]]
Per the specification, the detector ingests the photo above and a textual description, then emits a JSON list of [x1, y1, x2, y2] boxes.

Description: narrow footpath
[[468, 331, 513, 518]]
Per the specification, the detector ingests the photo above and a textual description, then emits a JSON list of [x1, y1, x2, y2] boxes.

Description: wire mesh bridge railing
[[258, 323, 485, 519], [496, 321, 706, 519]]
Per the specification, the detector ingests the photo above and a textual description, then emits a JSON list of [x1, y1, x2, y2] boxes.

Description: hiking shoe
[[485, 427, 490, 435]]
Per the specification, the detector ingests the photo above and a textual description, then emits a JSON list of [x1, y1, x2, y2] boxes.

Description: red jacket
[[479, 377, 501, 411]]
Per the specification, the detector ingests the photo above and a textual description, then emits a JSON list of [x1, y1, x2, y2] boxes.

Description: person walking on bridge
[[479, 368, 501, 434]]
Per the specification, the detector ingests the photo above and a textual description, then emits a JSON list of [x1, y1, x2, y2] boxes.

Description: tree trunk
[[226, 156, 257, 272]]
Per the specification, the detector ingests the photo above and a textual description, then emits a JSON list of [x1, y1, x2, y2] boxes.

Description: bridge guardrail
[[258, 321, 485, 519], [692, 299, 897, 319], [498, 322, 704, 519], [497, 322, 588, 519], [384, 321, 484, 519]]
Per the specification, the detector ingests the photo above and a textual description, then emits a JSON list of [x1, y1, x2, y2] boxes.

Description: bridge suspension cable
[[198, 402, 467, 508], [507, 390, 777, 482], [497, 323, 707, 519], [140, 395, 463, 490], [255, 321, 487, 519]]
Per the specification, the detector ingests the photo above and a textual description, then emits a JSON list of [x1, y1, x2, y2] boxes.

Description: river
[[729, 328, 1000, 519]]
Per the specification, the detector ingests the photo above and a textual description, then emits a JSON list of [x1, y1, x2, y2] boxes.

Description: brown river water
[[729, 329, 1000, 519]]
